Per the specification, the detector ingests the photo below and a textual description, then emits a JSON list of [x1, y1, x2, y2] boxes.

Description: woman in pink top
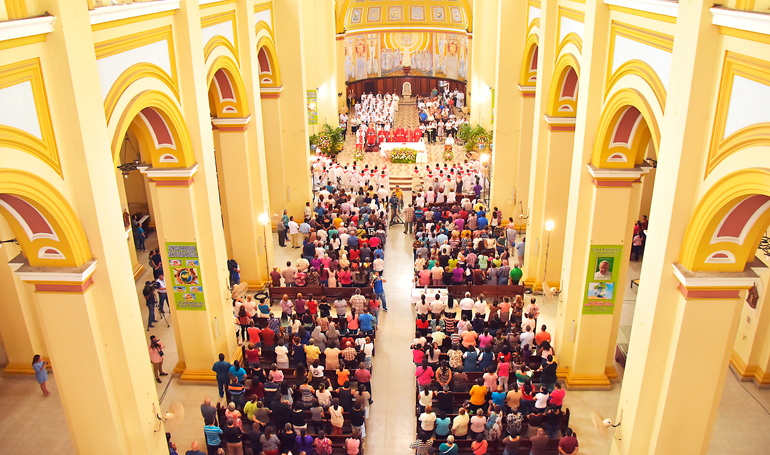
[[418, 267, 432, 287], [499, 298, 511, 324], [415, 359, 435, 392], [478, 329, 494, 350], [496, 360, 511, 391]]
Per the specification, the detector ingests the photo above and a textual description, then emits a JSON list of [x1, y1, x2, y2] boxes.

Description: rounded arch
[[547, 53, 581, 117], [606, 60, 667, 115], [206, 56, 250, 118], [110, 90, 195, 169], [556, 33, 583, 58], [0, 169, 92, 268], [591, 88, 660, 169], [256, 36, 281, 88], [104, 66, 179, 125], [680, 168, 770, 272], [254, 21, 273, 42], [520, 34, 539, 87]]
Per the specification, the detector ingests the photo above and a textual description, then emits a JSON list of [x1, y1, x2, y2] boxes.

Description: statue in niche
[[402, 82, 412, 97]]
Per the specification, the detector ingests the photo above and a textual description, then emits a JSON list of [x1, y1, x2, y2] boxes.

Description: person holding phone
[[32, 354, 50, 397]]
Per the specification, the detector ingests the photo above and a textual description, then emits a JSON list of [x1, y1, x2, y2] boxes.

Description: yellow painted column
[[552, 0, 610, 382], [469, 0, 499, 130], [114, 168, 144, 281], [13, 259, 167, 454], [608, 0, 723, 452], [260, 91, 289, 215], [211, 118, 272, 286], [0, 230, 46, 374], [622, 269, 753, 454], [522, 0, 559, 285], [302, 0, 339, 127], [752, 308, 770, 387], [273, 0, 312, 219], [490, 0, 528, 219], [558, 167, 646, 389], [729, 262, 770, 383], [515, 94, 536, 227], [141, 166, 238, 382], [526, 125, 576, 289]]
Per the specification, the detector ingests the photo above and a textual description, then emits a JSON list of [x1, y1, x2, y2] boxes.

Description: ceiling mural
[[339, 0, 471, 33]]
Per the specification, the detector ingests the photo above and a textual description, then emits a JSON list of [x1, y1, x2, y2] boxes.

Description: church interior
[[1, 0, 770, 454]]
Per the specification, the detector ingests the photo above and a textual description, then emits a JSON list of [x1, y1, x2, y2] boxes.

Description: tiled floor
[[3, 231, 770, 454]]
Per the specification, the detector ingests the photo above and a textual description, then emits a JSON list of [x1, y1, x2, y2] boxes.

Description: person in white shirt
[[459, 292, 474, 320], [288, 217, 301, 248], [430, 297, 446, 318], [473, 298, 488, 317]]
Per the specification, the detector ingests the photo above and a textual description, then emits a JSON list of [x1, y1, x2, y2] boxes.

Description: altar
[[379, 141, 428, 163]]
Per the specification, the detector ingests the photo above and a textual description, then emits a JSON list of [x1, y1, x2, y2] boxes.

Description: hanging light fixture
[[116, 134, 144, 178], [759, 232, 770, 258]]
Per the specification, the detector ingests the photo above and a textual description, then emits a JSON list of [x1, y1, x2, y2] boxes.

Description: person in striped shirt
[[409, 431, 434, 455], [203, 418, 223, 455]]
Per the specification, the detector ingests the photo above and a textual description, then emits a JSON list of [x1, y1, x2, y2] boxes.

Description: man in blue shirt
[[347, 234, 359, 249], [372, 272, 388, 311], [374, 247, 384, 260], [517, 237, 526, 263], [211, 353, 231, 398], [358, 309, 375, 334], [477, 215, 488, 230]]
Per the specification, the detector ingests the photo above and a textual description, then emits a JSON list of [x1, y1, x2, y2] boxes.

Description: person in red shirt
[[549, 382, 566, 410], [354, 362, 372, 396], [261, 327, 275, 352], [406, 129, 414, 142], [535, 325, 552, 346], [307, 296, 318, 316], [245, 343, 261, 368], [247, 323, 262, 346], [558, 428, 579, 454]]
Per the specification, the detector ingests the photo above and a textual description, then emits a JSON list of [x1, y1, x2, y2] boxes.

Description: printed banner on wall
[[582, 244, 623, 315], [166, 242, 206, 311], [307, 90, 318, 124]]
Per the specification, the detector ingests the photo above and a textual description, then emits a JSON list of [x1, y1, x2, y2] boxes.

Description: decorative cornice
[[672, 262, 760, 299], [544, 115, 577, 132], [604, 0, 678, 19], [139, 164, 198, 186], [518, 84, 536, 98], [90, 0, 180, 26], [587, 164, 650, 187], [211, 116, 251, 131], [0, 15, 56, 43], [711, 7, 770, 37], [11, 256, 97, 293]]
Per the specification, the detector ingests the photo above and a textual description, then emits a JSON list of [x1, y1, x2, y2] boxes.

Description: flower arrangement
[[391, 147, 417, 163], [443, 144, 454, 161], [353, 145, 364, 161], [312, 123, 344, 157], [457, 123, 494, 152]]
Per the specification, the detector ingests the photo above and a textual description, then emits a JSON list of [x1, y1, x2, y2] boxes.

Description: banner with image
[[582, 244, 623, 315], [307, 90, 318, 124], [166, 242, 206, 311]]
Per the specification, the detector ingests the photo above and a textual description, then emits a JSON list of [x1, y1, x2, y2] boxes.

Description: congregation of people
[[416, 86, 469, 145], [403, 199, 578, 455]]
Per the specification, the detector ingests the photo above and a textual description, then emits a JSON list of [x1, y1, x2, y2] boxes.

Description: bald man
[[200, 398, 217, 425], [185, 441, 205, 455]]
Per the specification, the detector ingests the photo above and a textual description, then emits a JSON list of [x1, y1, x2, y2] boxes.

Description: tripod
[[156, 300, 170, 327], [389, 208, 404, 227]]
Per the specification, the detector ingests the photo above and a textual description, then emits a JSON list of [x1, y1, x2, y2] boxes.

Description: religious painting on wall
[[350, 8, 362, 24], [410, 6, 425, 21], [345, 33, 381, 81], [433, 33, 468, 81], [367, 6, 381, 22], [345, 31, 468, 83], [387, 6, 402, 22]]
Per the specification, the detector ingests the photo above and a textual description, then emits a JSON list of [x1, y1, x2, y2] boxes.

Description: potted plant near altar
[[315, 123, 344, 158], [457, 123, 493, 153]]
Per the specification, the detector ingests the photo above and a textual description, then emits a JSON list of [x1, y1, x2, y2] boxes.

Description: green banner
[[582, 244, 623, 315], [166, 242, 206, 311], [307, 89, 318, 124]]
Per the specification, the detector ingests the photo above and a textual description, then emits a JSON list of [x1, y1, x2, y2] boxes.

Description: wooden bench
[[268, 286, 375, 303]]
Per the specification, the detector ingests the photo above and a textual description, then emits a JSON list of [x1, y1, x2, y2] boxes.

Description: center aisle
[[365, 225, 416, 455]]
